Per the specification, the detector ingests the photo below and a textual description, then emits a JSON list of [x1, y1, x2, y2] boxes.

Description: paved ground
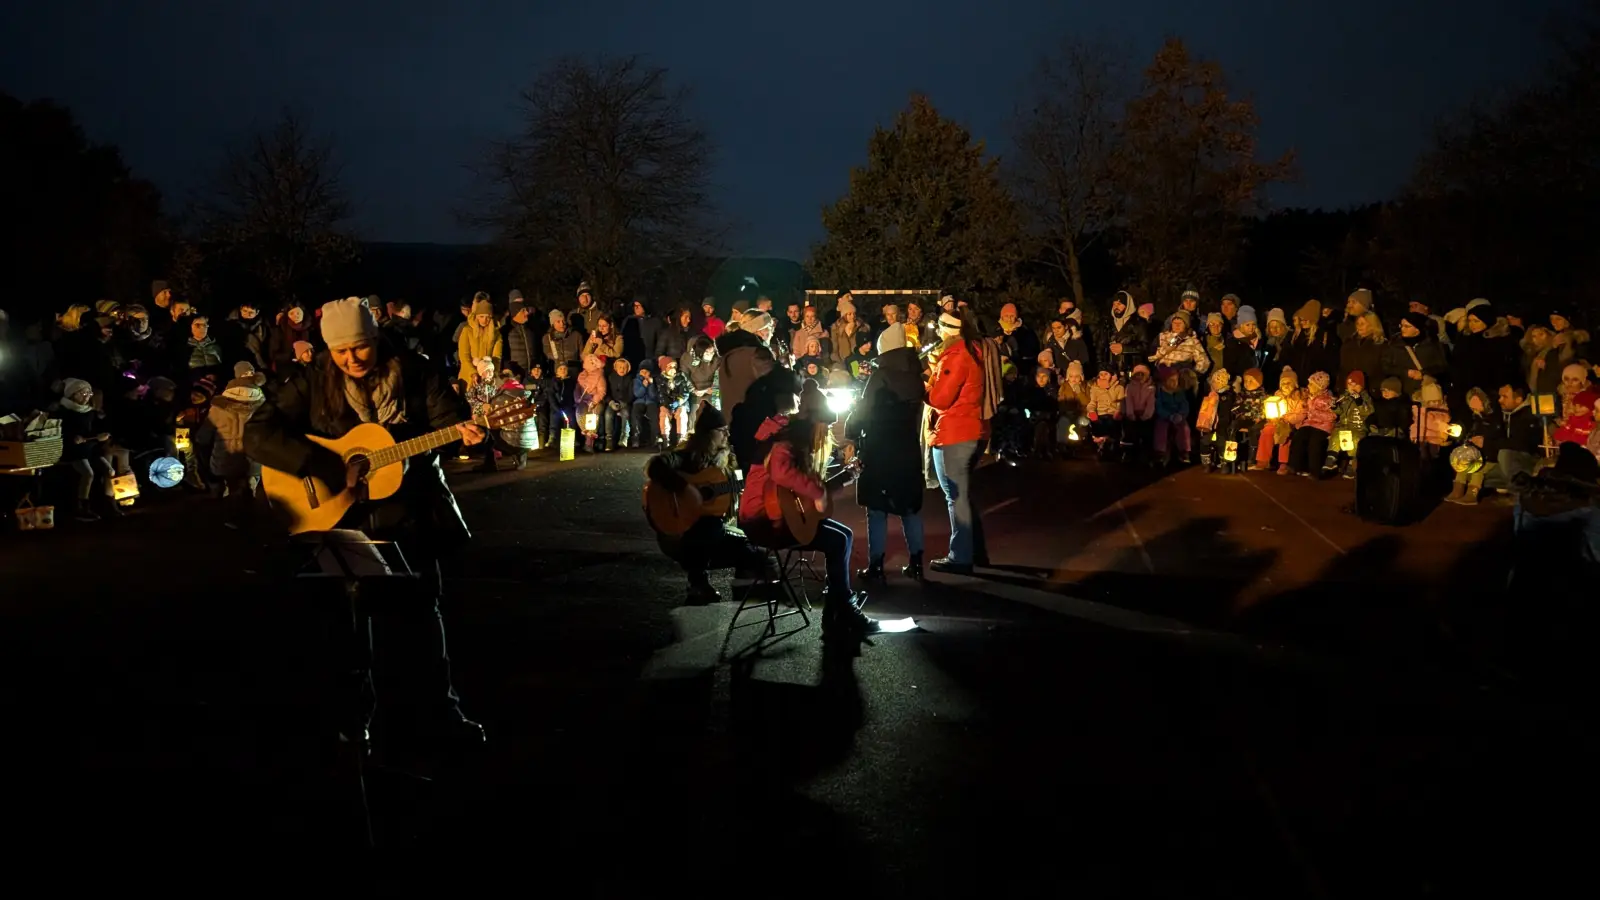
[[0, 449, 1592, 894]]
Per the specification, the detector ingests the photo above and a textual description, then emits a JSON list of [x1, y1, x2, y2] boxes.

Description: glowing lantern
[[1450, 444, 1484, 474], [560, 427, 577, 461], [1223, 441, 1239, 462], [148, 456, 186, 489], [174, 427, 192, 454], [1535, 393, 1558, 416], [1263, 395, 1287, 420], [1447, 423, 1463, 439], [583, 412, 599, 433], [1337, 430, 1355, 452], [111, 473, 140, 505]]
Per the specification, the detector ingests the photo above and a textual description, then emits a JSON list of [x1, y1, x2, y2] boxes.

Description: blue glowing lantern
[[148, 456, 186, 489]]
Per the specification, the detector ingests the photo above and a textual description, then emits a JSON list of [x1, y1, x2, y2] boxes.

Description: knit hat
[[292, 340, 314, 359], [508, 289, 524, 303], [1243, 367, 1264, 386], [1308, 371, 1330, 391], [1236, 305, 1258, 326], [472, 290, 491, 304], [1221, 293, 1241, 307], [62, 377, 92, 399], [233, 360, 260, 381], [1402, 312, 1431, 334], [1346, 371, 1366, 389], [1181, 289, 1200, 302], [657, 355, 676, 371], [151, 280, 169, 298], [1137, 303, 1155, 318], [189, 374, 218, 402], [1381, 376, 1402, 395], [1066, 359, 1084, 382], [694, 403, 727, 432], [876, 323, 907, 354], [470, 298, 494, 318], [549, 309, 566, 324], [835, 296, 856, 316], [509, 296, 528, 314], [741, 310, 773, 337], [1294, 299, 1322, 323], [1347, 288, 1374, 313], [937, 311, 963, 333], [1209, 367, 1231, 391], [1466, 303, 1496, 327], [1419, 378, 1443, 404], [1206, 312, 1224, 329], [320, 297, 380, 349], [1266, 308, 1287, 327], [576, 281, 592, 297]]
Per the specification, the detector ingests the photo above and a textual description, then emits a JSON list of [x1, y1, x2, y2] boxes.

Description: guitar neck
[[367, 422, 469, 470]]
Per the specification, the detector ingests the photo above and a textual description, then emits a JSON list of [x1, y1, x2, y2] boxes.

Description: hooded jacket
[[844, 346, 926, 515]]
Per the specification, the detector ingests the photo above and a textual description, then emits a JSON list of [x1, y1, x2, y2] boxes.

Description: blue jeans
[[866, 508, 924, 560], [933, 439, 980, 565], [804, 518, 855, 597]]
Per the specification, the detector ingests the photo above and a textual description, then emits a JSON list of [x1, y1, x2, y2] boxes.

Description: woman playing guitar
[[737, 369, 879, 643]]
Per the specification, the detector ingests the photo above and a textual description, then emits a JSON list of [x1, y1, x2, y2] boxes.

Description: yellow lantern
[[1263, 395, 1287, 420], [174, 427, 191, 454], [110, 473, 140, 505], [559, 427, 577, 461], [583, 412, 599, 433], [1447, 423, 1463, 439], [1222, 441, 1239, 462], [1337, 429, 1355, 452]]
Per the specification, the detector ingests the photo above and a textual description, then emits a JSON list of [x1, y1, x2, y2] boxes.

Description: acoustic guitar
[[259, 397, 535, 535], [642, 466, 739, 537], [765, 458, 862, 545]]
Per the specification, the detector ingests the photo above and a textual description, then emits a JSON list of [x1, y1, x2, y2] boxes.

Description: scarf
[[343, 356, 406, 425]]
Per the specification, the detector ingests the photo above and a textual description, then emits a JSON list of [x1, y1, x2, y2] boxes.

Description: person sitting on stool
[[737, 369, 878, 644], [645, 404, 768, 604]]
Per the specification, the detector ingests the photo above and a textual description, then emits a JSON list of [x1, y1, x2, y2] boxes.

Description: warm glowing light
[[174, 427, 191, 454], [825, 389, 855, 415], [559, 427, 577, 461], [1222, 441, 1238, 462], [1338, 430, 1355, 452], [1263, 395, 1287, 420], [583, 413, 599, 433], [1447, 423, 1463, 439]]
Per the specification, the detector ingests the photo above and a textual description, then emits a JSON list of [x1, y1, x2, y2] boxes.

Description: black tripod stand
[[293, 530, 428, 848]]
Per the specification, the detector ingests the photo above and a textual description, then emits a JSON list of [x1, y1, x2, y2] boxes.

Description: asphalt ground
[[0, 448, 1592, 895]]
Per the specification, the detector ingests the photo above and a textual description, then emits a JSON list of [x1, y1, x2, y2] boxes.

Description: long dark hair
[[315, 336, 397, 424]]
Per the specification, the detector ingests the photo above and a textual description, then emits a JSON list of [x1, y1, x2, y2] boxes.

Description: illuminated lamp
[[1222, 441, 1239, 462], [174, 427, 191, 454], [148, 456, 186, 489], [825, 389, 856, 416], [1263, 395, 1287, 420], [1447, 423, 1463, 439], [1450, 444, 1484, 475], [110, 473, 140, 505], [560, 427, 577, 461]]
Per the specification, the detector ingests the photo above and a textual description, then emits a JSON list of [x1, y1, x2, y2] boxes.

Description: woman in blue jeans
[[846, 326, 928, 581], [926, 310, 991, 574]]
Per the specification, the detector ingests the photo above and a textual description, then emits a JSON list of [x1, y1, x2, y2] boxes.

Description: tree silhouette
[[1111, 39, 1294, 306], [0, 93, 164, 320], [1012, 39, 1129, 310], [470, 54, 721, 302], [193, 110, 358, 309], [810, 95, 1024, 298]]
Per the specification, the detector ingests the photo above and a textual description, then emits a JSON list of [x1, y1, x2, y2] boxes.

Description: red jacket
[[927, 340, 988, 446], [738, 416, 824, 524]]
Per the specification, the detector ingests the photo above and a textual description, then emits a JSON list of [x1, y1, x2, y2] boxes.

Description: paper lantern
[[1222, 441, 1239, 462], [583, 412, 599, 433], [1450, 444, 1484, 474], [1263, 395, 1287, 420], [1535, 393, 1558, 416], [560, 427, 577, 461], [148, 456, 185, 489], [1447, 423, 1463, 439], [1337, 429, 1355, 452], [174, 427, 191, 454], [111, 473, 141, 505]]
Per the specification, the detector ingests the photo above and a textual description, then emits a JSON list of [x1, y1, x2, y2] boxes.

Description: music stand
[[292, 529, 421, 848]]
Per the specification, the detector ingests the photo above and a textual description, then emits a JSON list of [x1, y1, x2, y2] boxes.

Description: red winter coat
[[927, 339, 988, 446]]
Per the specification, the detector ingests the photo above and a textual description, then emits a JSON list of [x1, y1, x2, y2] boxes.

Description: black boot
[[856, 558, 886, 584], [822, 591, 879, 643], [902, 552, 924, 581]]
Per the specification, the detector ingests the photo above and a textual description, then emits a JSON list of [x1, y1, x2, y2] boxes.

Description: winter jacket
[[1333, 391, 1374, 437], [1381, 336, 1447, 399], [1338, 336, 1385, 389], [1122, 376, 1155, 421], [830, 317, 870, 365], [657, 369, 692, 409], [207, 383, 265, 479], [576, 356, 607, 413], [1087, 381, 1124, 419], [543, 327, 584, 367], [683, 335, 717, 392], [605, 360, 634, 408], [1485, 402, 1541, 457], [714, 329, 777, 413], [738, 416, 823, 525], [844, 346, 925, 515], [457, 319, 503, 385], [624, 313, 663, 368], [632, 370, 661, 405], [583, 328, 624, 364], [1303, 391, 1336, 433], [926, 338, 987, 446], [503, 320, 538, 374], [1155, 388, 1190, 422]]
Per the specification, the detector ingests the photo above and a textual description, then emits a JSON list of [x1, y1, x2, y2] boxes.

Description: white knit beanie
[[320, 297, 379, 349], [876, 323, 907, 354]]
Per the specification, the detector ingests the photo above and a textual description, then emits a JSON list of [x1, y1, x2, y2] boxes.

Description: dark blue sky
[[1, 0, 1572, 260]]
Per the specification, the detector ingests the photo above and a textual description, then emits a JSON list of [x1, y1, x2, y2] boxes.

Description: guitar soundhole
[[344, 451, 371, 482]]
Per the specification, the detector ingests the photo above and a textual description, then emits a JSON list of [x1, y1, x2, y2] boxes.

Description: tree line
[[3, 7, 1597, 325]]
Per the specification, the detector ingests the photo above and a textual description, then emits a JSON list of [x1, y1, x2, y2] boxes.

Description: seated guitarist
[[644, 404, 766, 604], [738, 369, 879, 643], [245, 296, 486, 752]]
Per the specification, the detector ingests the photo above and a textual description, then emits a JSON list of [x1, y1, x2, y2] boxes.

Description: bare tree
[[196, 110, 358, 307], [1012, 39, 1129, 310], [470, 55, 721, 301]]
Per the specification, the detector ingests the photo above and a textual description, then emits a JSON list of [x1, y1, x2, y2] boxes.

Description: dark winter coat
[[503, 319, 539, 375], [1286, 327, 1340, 383], [1337, 336, 1385, 389], [243, 345, 471, 549], [844, 346, 925, 515], [1381, 335, 1448, 398], [1484, 402, 1541, 458]]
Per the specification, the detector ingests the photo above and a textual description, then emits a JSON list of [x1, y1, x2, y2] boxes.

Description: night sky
[[1, 0, 1574, 260]]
